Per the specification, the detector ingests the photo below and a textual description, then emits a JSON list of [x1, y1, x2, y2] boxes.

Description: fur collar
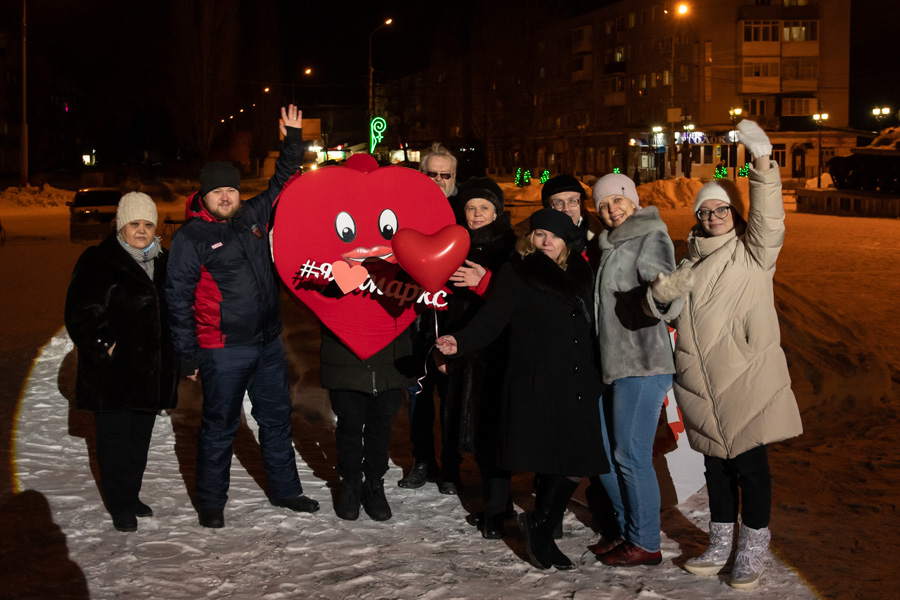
[[598, 205, 667, 250], [512, 250, 594, 316]]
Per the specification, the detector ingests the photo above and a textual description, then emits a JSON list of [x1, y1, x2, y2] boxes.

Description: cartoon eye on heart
[[272, 160, 457, 359]]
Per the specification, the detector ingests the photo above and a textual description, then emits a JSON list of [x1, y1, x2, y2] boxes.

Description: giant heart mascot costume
[[272, 154, 469, 359]]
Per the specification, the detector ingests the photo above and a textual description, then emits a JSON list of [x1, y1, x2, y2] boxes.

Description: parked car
[[67, 187, 122, 242]]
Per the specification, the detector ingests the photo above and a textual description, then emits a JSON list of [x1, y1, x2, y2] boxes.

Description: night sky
[[1, 0, 897, 170]]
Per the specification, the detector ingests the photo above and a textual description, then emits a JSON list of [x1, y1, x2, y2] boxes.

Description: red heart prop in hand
[[272, 163, 455, 360], [392, 225, 470, 294]]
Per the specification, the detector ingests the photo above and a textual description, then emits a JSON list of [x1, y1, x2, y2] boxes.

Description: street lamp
[[667, 3, 689, 177], [729, 107, 742, 180], [652, 126, 663, 180], [873, 106, 891, 126], [291, 68, 313, 105], [368, 18, 393, 122], [813, 112, 828, 188]]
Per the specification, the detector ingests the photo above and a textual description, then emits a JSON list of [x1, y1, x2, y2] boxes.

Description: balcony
[[604, 62, 626, 75]]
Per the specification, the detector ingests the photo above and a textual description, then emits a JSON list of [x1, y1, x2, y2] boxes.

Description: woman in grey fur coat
[[590, 173, 679, 567]]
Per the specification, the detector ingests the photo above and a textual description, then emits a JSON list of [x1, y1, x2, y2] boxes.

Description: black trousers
[[94, 410, 157, 516], [408, 357, 460, 474], [704, 444, 771, 529], [330, 389, 402, 483]]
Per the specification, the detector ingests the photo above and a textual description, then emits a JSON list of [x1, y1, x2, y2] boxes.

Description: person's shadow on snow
[[0, 490, 90, 599]]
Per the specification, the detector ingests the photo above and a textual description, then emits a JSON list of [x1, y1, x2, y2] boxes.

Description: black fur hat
[[455, 176, 505, 220]]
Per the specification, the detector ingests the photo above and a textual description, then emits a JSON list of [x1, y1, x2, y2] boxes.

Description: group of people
[[64, 106, 800, 591]]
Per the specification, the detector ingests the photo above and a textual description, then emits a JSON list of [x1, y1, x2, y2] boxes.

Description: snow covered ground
[[2, 175, 898, 599], [15, 328, 815, 600]]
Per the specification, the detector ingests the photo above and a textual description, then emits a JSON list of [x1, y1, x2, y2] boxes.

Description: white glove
[[650, 269, 694, 304], [737, 119, 772, 159]]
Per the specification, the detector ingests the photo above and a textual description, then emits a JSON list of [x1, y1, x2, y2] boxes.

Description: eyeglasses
[[695, 206, 732, 220], [425, 171, 453, 180], [551, 198, 582, 209]]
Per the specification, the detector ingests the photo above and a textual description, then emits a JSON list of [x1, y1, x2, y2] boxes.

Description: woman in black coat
[[444, 178, 517, 539], [437, 208, 607, 570], [65, 192, 178, 532]]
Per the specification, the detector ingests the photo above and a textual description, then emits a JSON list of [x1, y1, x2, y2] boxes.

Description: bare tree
[[169, 0, 239, 161]]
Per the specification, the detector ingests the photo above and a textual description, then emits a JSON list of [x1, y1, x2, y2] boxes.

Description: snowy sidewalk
[[13, 330, 818, 600]]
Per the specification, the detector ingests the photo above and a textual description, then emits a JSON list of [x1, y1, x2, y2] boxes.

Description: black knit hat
[[541, 174, 584, 208], [529, 208, 577, 242], [200, 161, 241, 197]]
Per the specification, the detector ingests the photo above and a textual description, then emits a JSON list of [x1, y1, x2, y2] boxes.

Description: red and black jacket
[[164, 128, 303, 374]]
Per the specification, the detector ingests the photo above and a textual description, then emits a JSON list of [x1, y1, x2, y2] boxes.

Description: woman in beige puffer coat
[[647, 120, 802, 590]]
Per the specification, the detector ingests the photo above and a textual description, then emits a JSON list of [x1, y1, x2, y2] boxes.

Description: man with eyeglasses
[[419, 142, 458, 199], [400, 142, 460, 493], [541, 174, 599, 258]]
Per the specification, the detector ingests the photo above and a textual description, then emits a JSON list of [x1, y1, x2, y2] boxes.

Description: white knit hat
[[693, 180, 747, 222], [592, 173, 640, 211], [116, 192, 158, 231]]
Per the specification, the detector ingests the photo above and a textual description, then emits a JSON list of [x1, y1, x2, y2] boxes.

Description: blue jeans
[[597, 374, 671, 552], [195, 338, 302, 508]]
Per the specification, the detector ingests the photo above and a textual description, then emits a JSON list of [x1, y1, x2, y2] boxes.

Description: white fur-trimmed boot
[[729, 523, 771, 590], [684, 522, 735, 576]]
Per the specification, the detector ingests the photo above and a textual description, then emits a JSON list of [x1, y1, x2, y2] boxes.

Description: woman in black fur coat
[[437, 208, 607, 571], [443, 178, 517, 539], [64, 193, 178, 532]]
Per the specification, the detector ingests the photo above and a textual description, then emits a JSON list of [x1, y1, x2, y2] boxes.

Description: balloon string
[[413, 311, 441, 395]]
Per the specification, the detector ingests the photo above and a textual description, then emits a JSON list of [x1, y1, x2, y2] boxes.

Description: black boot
[[532, 475, 580, 570], [398, 462, 437, 489], [518, 510, 557, 569], [362, 478, 392, 521], [533, 474, 563, 539], [336, 479, 361, 521]]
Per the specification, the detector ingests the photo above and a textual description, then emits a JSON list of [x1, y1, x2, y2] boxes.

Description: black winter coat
[[165, 128, 303, 374], [453, 250, 608, 477], [319, 326, 416, 395], [65, 234, 178, 413], [444, 214, 516, 456]]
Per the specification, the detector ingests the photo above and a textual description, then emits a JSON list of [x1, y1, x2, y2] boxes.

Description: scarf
[[117, 234, 162, 279]]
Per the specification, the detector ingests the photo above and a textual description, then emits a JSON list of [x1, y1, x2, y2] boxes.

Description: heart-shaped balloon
[[392, 225, 470, 294], [272, 163, 455, 359]]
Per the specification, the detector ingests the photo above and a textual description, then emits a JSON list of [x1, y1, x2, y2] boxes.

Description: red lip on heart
[[341, 246, 395, 263], [392, 225, 470, 294]]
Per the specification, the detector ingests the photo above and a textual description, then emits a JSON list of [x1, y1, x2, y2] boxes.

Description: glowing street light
[[369, 18, 394, 121], [729, 107, 742, 180], [813, 112, 829, 188], [873, 106, 891, 125], [668, 3, 690, 177]]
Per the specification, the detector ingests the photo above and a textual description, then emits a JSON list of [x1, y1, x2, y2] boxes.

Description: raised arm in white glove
[[737, 119, 772, 160]]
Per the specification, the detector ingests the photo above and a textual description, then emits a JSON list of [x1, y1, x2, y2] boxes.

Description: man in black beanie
[[165, 105, 319, 528], [541, 174, 600, 260]]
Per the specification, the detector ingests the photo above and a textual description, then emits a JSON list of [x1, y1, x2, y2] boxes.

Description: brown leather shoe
[[588, 536, 624, 556], [598, 541, 662, 566]]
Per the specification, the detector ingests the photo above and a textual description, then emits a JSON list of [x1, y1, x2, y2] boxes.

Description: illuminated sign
[[370, 117, 387, 154]]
